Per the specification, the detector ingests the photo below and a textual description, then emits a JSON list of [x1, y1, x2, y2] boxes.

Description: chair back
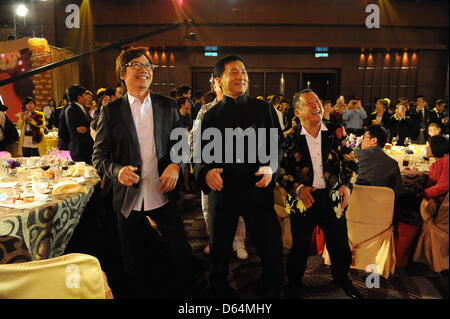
[[0, 253, 110, 299], [346, 185, 395, 242], [435, 193, 449, 232], [323, 185, 396, 278]]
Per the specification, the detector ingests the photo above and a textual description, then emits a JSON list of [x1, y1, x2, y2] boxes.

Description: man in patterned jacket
[[278, 89, 362, 299]]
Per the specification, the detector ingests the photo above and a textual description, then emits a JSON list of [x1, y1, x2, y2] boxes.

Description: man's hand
[[338, 185, 351, 209], [118, 166, 140, 187], [206, 168, 224, 191], [157, 163, 180, 192], [356, 101, 363, 109], [77, 126, 88, 133], [298, 186, 316, 209], [255, 166, 273, 188]]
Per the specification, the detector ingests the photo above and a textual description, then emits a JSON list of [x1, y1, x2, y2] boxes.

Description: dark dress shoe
[[339, 284, 364, 299], [285, 281, 304, 299]]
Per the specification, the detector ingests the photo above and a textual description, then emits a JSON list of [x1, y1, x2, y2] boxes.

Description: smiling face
[[120, 55, 153, 93], [217, 60, 248, 99], [298, 92, 324, 126], [428, 125, 441, 137]]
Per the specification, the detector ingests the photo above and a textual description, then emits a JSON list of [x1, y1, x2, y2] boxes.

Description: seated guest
[[422, 135, 449, 203], [355, 125, 403, 196], [16, 97, 47, 157], [397, 135, 449, 226], [428, 123, 442, 137]]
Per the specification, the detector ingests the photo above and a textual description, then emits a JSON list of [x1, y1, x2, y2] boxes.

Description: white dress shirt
[[128, 93, 168, 211], [296, 123, 328, 195]]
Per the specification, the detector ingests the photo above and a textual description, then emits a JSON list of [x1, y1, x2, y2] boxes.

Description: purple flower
[[6, 160, 20, 169], [405, 149, 414, 154]]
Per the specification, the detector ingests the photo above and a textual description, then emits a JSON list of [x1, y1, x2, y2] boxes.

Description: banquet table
[[0, 165, 100, 260], [385, 144, 430, 193]]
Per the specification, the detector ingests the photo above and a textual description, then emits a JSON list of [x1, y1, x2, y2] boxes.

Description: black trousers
[[287, 189, 352, 286], [22, 147, 40, 157], [116, 202, 194, 298], [208, 187, 284, 295]]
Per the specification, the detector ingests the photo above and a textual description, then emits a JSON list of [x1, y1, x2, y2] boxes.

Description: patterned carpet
[[178, 191, 448, 299]]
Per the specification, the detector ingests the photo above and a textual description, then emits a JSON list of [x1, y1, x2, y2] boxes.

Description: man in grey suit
[[355, 125, 403, 196], [92, 47, 203, 298]]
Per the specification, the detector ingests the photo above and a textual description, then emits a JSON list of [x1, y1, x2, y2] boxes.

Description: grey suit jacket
[[354, 146, 403, 196], [92, 92, 182, 218]]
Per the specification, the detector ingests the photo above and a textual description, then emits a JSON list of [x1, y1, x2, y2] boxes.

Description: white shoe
[[236, 247, 248, 260]]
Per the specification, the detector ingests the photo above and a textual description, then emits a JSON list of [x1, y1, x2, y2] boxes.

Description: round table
[[0, 167, 100, 260]]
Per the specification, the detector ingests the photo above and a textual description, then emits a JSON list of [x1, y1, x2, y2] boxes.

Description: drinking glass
[[404, 137, 411, 148], [391, 136, 398, 147]]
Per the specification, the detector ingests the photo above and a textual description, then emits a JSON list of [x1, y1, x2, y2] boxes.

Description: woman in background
[[43, 98, 56, 129], [16, 97, 46, 156]]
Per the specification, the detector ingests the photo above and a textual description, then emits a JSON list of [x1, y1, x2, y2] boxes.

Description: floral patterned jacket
[[278, 121, 358, 218]]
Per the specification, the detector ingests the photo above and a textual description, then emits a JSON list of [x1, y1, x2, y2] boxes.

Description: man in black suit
[[65, 85, 94, 163], [194, 55, 284, 298], [410, 95, 430, 144], [92, 47, 202, 298], [279, 89, 362, 299], [429, 99, 449, 135]]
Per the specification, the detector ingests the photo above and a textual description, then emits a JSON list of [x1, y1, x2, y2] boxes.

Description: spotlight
[[16, 4, 28, 17]]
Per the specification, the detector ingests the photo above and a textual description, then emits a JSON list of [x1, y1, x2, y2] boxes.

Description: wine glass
[[404, 137, 411, 148], [391, 136, 398, 147]]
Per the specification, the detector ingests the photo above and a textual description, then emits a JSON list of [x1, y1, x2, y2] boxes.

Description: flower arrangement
[[345, 133, 363, 149], [5, 160, 21, 169]]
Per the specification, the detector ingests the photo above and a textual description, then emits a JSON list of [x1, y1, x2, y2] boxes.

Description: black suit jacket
[[428, 108, 447, 132], [410, 107, 430, 140], [65, 102, 94, 163], [194, 95, 281, 196], [92, 92, 182, 218]]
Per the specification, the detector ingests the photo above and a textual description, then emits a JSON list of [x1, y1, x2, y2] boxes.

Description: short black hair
[[22, 97, 36, 111], [194, 90, 203, 100], [428, 135, 449, 158], [323, 100, 332, 105], [416, 94, 426, 101], [177, 97, 191, 109], [67, 85, 86, 103], [213, 55, 246, 78], [436, 99, 447, 106], [178, 85, 192, 97], [366, 125, 389, 148]]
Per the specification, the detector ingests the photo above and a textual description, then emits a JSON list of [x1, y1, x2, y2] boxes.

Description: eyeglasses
[[125, 62, 155, 71]]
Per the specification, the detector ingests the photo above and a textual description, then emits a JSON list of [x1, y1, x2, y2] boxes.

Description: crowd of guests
[[0, 47, 448, 300]]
